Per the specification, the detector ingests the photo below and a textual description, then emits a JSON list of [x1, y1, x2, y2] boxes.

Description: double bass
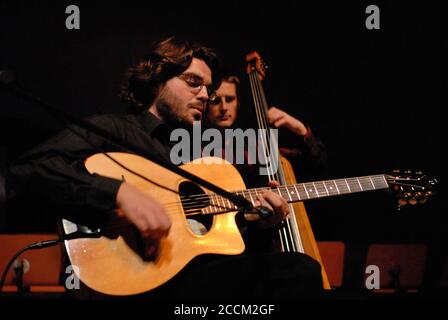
[[245, 52, 331, 289]]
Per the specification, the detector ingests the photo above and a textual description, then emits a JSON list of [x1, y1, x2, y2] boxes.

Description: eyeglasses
[[177, 73, 214, 97], [208, 95, 237, 106], [208, 95, 221, 105]]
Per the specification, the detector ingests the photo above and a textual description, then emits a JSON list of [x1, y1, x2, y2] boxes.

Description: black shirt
[[7, 111, 176, 227]]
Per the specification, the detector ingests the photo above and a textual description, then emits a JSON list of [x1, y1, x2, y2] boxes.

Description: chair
[[317, 241, 345, 288], [364, 244, 427, 290]]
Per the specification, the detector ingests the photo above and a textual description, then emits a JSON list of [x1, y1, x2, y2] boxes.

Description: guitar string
[[103, 151, 386, 213], [163, 183, 389, 211], [77, 174, 398, 234], [160, 176, 389, 209], [99, 199, 244, 234]]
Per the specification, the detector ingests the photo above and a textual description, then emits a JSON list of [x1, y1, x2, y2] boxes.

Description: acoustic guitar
[[61, 152, 436, 295]]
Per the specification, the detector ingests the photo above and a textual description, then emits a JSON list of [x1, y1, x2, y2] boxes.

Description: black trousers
[[76, 251, 323, 300], [144, 251, 324, 300]]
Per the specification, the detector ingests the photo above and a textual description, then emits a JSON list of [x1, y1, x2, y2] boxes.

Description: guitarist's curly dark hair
[[120, 36, 221, 113]]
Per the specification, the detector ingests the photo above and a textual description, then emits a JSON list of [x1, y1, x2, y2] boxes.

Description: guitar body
[[63, 153, 246, 296]]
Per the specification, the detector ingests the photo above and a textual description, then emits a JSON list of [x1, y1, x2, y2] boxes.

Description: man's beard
[[155, 91, 204, 129], [155, 99, 192, 129]]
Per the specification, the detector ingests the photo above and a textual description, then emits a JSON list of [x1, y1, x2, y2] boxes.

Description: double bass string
[[248, 63, 303, 253]]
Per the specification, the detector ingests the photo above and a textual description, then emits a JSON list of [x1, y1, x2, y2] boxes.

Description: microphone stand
[[1, 76, 254, 212]]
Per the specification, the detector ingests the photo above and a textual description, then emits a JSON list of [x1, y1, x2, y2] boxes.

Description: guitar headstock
[[386, 170, 438, 207], [246, 51, 267, 80]]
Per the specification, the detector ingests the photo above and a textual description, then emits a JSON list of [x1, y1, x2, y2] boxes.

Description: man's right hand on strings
[[115, 182, 172, 241]]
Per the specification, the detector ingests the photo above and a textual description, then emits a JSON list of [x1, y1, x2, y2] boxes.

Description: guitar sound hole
[[179, 182, 212, 235]]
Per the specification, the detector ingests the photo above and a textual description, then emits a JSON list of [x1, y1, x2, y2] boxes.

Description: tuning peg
[[408, 198, 418, 205]]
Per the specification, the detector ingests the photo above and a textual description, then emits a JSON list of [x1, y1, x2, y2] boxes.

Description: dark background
[[1, 1, 446, 288]]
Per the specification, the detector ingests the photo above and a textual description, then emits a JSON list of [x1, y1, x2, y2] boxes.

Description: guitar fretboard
[[202, 174, 389, 214]]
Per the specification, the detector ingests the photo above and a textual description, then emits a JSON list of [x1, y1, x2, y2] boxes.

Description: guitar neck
[[235, 174, 390, 204], [202, 174, 390, 214]]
